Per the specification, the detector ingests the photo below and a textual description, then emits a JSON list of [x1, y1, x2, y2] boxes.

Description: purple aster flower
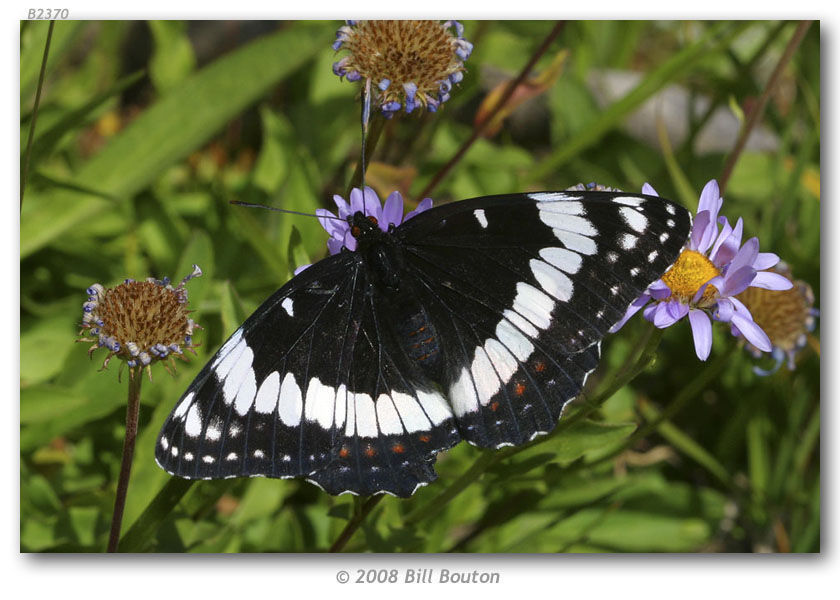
[[610, 179, 794, 361], [294, 187, 433, 274], [331, 20, 471, 118]]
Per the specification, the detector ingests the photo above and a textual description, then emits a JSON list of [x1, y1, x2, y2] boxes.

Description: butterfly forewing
[[157, 190, 691, 496]]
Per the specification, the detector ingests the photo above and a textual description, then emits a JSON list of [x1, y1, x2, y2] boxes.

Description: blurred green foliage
[[20, 20, 819, 553]]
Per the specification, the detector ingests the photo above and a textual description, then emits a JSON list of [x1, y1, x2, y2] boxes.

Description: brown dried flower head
[[736, 263, 818, 375], [79, 265, 202, 378]]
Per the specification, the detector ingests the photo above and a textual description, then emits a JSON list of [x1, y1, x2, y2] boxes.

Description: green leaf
[[148, 21, 196, 93], [21, 24, 326, 258], [119, 477, 195, 552], [20, 21, 84, 105], [552, 419, 637, 464]]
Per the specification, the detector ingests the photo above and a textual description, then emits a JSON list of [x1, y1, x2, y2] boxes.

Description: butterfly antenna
[[229, 200, 343, 221]]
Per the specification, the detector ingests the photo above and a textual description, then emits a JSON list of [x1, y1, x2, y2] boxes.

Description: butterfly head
[[349, 211, 386, 246]]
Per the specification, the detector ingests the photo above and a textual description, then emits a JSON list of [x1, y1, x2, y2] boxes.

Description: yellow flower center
[[660, 249, 721, 306], [340, 20, 463, 108]]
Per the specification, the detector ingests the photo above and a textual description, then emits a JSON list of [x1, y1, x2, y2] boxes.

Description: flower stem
[[719, 20, 812, 195], [416, 21, 566, 201], [107, 371, 143, 552], [346, 112, 387, 197], [21, 19, 55, 210], [329, 494, 384, 553]]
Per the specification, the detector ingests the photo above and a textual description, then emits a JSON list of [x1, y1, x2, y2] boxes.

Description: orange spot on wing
[[514, 382, 526, 396], [490, 401, 500, 411], [339, 447, 350, 458], [392, 443, 405, 454], [419, 434, 431, 443], [534, 361, 546, 372], [364, 445, 376, 457]]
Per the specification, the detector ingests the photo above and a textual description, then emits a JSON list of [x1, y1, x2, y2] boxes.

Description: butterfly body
[[156, 191, 691, 496]]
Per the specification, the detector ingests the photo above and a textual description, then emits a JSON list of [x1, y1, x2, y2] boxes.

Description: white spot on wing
[[202, 455, 215, 464], [513, 282, 554, 330], [391, 391, 433, 432], [613, 196, 643, 207], [254, 371, 280, 414], [376, 394, 403, 435], [495, 319, 534, 362], [353, 393, 377, 437], [281, 297, 294, 317], [659, 232, 670, 243], [539, 247, 582, 274], [160, 436, 169, 450], [648, 250, 659, 262], [553, 229, 597, 255], [253, 449, 265, 459], [416, 389, 452, 425], [450, 367, 479, 417], [334, 384, 347, 429], [222, 345, 254, 405], [304, 378, 335, 429], [620, 206, 648, 233], [213, 336, 247, 380], [471, 346, 502, 405], [620, 233, 638, 250], [484, 338, 518, 383], [536, 199, 585, 216], [529, 258, 573, 302], [539, 212, 596, 236], [212, 328, 243, 368], [233, 369, 257, 416], [503, 309, 538, 339], [278, 372, 303, 427], [185, 404, 202, 438], [173, 392, 194, 420], [529, 192, 583, 203], [474, 209, 488, 228], [205, 417, 222, 441]]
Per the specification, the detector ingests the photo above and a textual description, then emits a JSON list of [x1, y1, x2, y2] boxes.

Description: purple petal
[[714, 297, 735, 322], [362, 187, 382, 218], [332, 194, 351, 219], [652, 301, 682, 328], [316, 208, 345, 237], [696, 181, 722, 253], [666, 300, 690, 321], [342, 230, 357, 252], [731, 313, 772, 352], [711, 217, 743, 267], [727, 237, 760, 276], [326, 238, 344, 255], [405, 197, 434, 221], [750, 271, 794, 291], [697, 180, 722, 219], [294, 263, 311, 275], [641, 183, 659, 197], [648, 279, 672, 300], [753, 252, 780, 270], [688, 309, 713, 361], [689, 210, 712, 252], [348, 188, 365, 215], [609, 294, 651, 333], [381, 191, 404, 229], [708, 216, 733, 264], [721, 265, 756, 297]]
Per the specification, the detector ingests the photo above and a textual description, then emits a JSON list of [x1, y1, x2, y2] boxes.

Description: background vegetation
[[20, 20, 819, 552]]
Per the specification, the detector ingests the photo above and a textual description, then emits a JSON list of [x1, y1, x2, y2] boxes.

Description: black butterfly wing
[[155, 252, 459, 497], [393, 191, 691, 447]]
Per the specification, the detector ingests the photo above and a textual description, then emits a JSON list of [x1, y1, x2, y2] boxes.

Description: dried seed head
[[332, 20, 472, 116], [79, 265, 202, 378]]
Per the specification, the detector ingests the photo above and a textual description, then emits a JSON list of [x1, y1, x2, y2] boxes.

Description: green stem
[[329, 494, 384, 553], [118, 477, 195, 552], [719, 20, 813, 194], [21, 19, 55, 210], [107, 372, 143, 552], [416, 21, 565, 201], [346, 112, 386, 196]]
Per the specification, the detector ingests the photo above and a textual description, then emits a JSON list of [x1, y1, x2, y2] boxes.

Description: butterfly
[[155, 189, 691, 497]]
